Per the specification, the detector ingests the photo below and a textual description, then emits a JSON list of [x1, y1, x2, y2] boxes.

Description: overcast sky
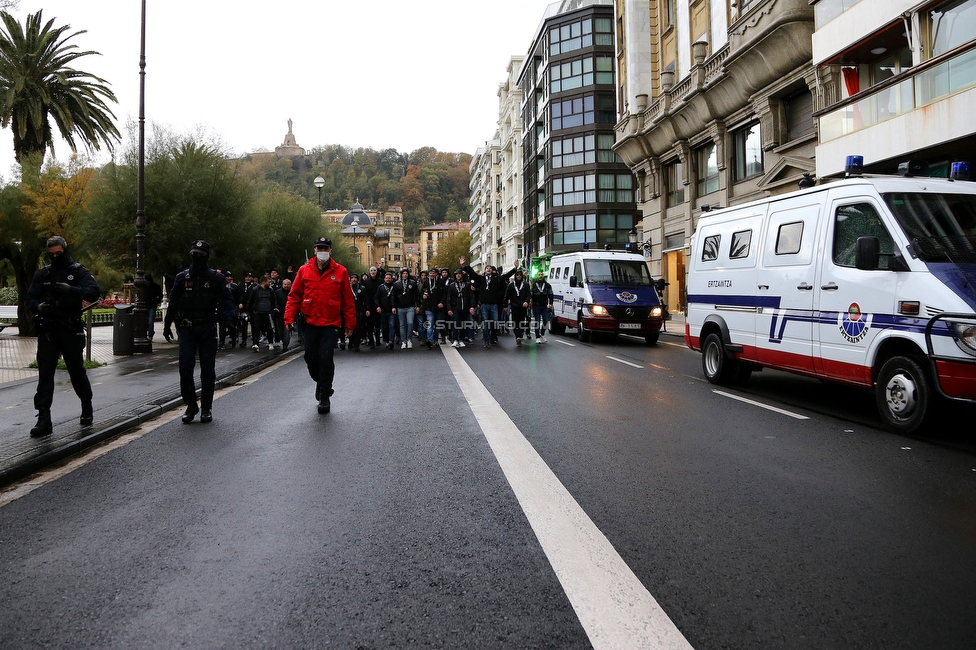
[[0, 0, 555, 181]]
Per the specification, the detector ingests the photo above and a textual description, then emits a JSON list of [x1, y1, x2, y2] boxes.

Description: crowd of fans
[[215, 258, 556, 353]]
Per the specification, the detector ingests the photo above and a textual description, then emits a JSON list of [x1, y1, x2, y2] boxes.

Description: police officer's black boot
[[182, 403, 199, 424], [80, 401, 94, 427], [30, 410, 53, 437]]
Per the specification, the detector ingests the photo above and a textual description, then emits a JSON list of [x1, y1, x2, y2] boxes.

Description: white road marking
[[713, 390, 809, 420], [554, 338, 576, 347], [442, 346, 693, 650], [606, 355, 644, 369], [128, 368, 153, 375], [661, 341, 686, 348]]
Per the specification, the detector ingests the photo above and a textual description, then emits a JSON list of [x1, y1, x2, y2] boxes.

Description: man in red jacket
[[285, 237, 356, 414]]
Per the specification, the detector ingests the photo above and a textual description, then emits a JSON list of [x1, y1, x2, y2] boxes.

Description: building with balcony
[[497, 55, 527, 272], [519, 0, 639, 266], [813, 0, 976, 177], [613, 0, 817, 315], [468, 140, 501, 272], [420, 221, 473, 271], [322, 202, 405, 271]]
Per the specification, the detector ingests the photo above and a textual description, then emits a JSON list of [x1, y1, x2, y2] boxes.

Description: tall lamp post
[[366, 240, 372, 268], [132, 0, 151, 353], [313, 175, 325, 207]]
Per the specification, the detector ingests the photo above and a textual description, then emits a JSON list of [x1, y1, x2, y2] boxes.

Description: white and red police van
[[685, 162, 976, 433]]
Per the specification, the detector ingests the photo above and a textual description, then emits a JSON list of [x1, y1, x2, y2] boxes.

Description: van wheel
[[701, 333, 735, 384], [644, 332, 659, 346], [876, 355, 930, 434], [577, 315, 590, 343]]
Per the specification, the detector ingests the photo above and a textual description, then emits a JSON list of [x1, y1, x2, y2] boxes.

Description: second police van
[[685, 158, 976, 433], [547, 250, 667, 345]]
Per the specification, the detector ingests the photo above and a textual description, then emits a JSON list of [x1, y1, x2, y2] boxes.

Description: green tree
[[0, 10, 120, 173], [251, 184, 323, 272], [85, 131, 260, 281], [430, 231, 472, 271], [0, 156, 97, 335]]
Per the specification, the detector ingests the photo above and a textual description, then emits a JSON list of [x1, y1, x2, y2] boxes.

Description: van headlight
[[649, 306, 663, 318], [950, 320, 976, 356], [587, 305, 609, 317]]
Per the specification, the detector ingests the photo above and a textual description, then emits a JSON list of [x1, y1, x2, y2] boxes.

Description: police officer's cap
[[313, 237, 332, 248], [190, 240, 211, 256]]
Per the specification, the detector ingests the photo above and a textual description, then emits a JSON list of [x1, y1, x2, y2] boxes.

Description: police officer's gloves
[[52, 282, 74, 295], [37, 302, 55, 315], [287, 324, 296, 332], [163, 325, 174, 343]]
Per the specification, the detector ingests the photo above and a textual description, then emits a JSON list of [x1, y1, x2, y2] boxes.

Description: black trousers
[[304, 324, 339, 398], [178, 323, 218, 410], [34, 327, 92, 411]]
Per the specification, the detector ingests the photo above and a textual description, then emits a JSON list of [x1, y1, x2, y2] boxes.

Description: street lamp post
[[313, 175, 325, 207], [366, 240, 372, 268], [628, 227, 652, 255], [131, 0, 151, 354]]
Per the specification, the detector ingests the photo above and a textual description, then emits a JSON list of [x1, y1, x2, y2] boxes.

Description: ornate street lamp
[[132, 0, 151, 354], [313, 175, 325, 207], [628, 227, 651, 255]]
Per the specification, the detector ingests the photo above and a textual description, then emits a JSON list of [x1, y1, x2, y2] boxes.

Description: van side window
[[702, 234, 721, 261], [574, 262, 583, 282], [775, 222, 804, 255], [564, 266, 570, 278], [833, 203, 895, 268], [730, 230, 752, 259]]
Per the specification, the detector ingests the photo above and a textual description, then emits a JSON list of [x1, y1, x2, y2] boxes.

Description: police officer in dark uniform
[[163, 240, 235, 424], [26, 236, 101, 437]]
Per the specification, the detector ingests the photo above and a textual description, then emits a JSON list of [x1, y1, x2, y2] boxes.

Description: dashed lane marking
[[554, 338, 576, 346], [713, 389, 810, 419], [605, 355, 644, 369], [442, 345, 693, 650]]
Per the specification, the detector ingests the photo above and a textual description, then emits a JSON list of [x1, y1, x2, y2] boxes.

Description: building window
[[930, 0, 976, 57], [552, 174, 596, 207], [548, 17, 613, 55], [551, 95, 616, 131], [665, 160, 685, 207], [552, 213, 597, 245], [597, 213, 635, 242], [550, 56, 613, 93], [598, 173, 635, 203], [785, 90, 815, 142], [552, 135, 595, 168], [663, 0, 675, 28], [696, 143, 720, 195], [597, 134, 621, 163], [733, 122, 763, 182]]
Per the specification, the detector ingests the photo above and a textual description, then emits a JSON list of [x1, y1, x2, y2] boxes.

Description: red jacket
[[285, 257, 357, 330]]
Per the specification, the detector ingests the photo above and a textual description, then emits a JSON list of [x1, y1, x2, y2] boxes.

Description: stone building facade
[[322, 202, 405, 271], [613, 0, 818, 315]]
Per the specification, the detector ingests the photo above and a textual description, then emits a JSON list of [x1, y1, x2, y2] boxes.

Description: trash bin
[[113, 304, 134, 356]]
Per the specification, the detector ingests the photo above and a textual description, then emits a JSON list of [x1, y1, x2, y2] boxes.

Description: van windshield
[[582, 259, 653, 286], [883, 192, 976, 263]]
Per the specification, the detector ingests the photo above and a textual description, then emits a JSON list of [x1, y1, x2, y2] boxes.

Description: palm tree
[[0, 10, 120, 170]]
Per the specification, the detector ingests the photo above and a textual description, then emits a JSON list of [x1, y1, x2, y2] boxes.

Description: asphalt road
[[1, 330, 974, 649]]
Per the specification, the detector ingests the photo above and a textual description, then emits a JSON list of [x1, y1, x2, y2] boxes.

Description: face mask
[[190, 254, 208, 270], [316, 251, 330, 263], [49, 253, 67, 268]]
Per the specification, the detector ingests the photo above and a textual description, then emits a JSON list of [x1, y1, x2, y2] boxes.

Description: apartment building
[[323, 202, 405, 270], [613, 0, 817, 314], [420, 221, 473, 271], [519, 0, 639, 264], [813, 0, 976, 177], [468, 140, 500, 272], [497, 56, 526, 271]]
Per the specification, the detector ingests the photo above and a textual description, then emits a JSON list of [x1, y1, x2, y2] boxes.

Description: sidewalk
[[0, 325, 300, 487]]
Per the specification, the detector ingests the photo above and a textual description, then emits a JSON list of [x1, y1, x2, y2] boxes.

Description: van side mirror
[[569, 275, 578, 288], [654, 278, 668, 292], [855, 236, 881, 270]]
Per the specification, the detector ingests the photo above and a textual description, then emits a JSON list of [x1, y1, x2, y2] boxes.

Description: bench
[[0, 305, 17, 332]]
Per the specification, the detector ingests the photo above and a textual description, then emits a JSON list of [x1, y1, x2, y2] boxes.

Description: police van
[[547, 250, 667, 345], [685, 160, 976, 433]]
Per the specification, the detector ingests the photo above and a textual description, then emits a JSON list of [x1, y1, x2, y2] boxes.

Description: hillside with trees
[[241, 145, 473, 239]]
